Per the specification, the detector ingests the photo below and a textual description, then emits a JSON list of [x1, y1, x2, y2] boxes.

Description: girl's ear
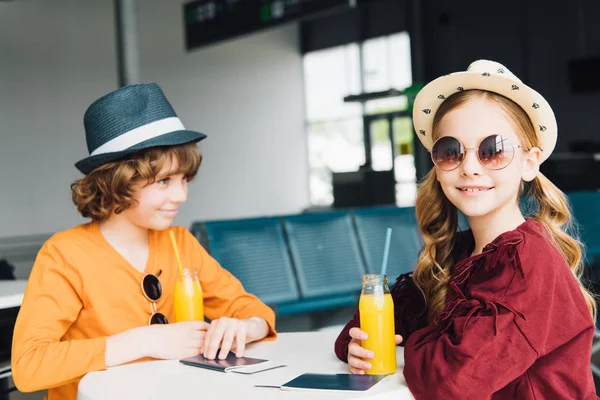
[[522, 147, 542, 182]]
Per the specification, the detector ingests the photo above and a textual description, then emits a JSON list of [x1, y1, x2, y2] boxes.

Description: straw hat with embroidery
[[412, 59, 557, 162]]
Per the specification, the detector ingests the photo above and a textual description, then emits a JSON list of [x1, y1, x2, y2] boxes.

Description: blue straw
[[380, 228, 393, 277]]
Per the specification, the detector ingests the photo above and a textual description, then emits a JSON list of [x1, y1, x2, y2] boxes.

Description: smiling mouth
[[457, 187, 494, 192]]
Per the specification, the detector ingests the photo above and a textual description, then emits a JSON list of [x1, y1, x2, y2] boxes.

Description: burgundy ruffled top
[[335, 219, 598, 399]]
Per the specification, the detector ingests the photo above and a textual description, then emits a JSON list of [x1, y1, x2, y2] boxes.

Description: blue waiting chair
[[569, 191, 600, 262], [567, 191, 600, 330], [282, 211, 366, 300], [199, 217, 300, 306]]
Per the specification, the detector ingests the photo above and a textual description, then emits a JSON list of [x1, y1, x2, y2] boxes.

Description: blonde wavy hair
[[71, 143, 202, 221], [413, 90, 596, 324]]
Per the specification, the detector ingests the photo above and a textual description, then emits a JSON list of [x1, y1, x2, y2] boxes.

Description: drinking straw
[[380, 228, 393, 277], [169, 230, 185, 274]]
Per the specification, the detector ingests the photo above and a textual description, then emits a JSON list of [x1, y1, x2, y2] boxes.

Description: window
[[303, 32, 416, 206]]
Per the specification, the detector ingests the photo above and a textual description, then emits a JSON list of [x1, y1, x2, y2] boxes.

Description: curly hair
[[71, 143, 202, 221]]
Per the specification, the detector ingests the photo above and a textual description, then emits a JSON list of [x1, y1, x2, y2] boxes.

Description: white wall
[[137, 0, 309, 226], [0, 0, 117, 238], [0, 0, 309, 239]]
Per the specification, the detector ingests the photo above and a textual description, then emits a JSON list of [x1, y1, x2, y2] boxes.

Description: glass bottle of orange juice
[[359, 273, 396, 375], [174, 268, 204, 322]]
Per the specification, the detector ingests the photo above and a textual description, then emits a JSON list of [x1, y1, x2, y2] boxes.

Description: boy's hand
[[143, 321, 210, 360], [202, 317, 269, 360]]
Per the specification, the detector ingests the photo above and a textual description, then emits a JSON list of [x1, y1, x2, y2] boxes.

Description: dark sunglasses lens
[[150, 313, 168, 325], [478, 135, 514, 169], [142, 275, 162, 301], [432, 136, 464, 170]]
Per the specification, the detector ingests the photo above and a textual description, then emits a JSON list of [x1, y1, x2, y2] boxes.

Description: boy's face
[[122, 157, 188, 231]]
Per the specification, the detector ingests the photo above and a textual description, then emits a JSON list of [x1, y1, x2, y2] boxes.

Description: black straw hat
[[75, 83, 207, 174]]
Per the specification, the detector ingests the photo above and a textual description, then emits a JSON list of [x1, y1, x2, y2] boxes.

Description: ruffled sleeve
[[403, 232, 538, 399]]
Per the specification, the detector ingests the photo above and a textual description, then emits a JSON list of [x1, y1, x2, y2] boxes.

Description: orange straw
[[169, 230, 185, 274]]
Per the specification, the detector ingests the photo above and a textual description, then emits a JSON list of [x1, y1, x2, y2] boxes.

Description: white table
[[78, 331, 414, 400], [0, 280, 27, 309]]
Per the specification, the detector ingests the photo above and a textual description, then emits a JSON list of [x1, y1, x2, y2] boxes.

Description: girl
[[11, 83, 276, 400], [335, 60, 598, 399]]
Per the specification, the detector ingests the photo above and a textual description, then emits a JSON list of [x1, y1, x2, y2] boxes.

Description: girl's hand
[[202, 317, 269, 360], [347, 327, 403, 374]]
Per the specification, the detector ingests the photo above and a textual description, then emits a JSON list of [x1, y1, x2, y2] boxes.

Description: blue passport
[[278, 373, 388, 392]]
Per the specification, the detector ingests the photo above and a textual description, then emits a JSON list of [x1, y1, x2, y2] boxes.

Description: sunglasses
[[141, 269, 168, 325], [431, 134, 528, 171]]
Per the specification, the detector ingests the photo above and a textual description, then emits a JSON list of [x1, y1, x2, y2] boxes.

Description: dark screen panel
[[184, 0, 350, 51]]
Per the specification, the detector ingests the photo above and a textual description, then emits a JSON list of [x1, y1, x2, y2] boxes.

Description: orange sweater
[[11, 223, 276, 400]]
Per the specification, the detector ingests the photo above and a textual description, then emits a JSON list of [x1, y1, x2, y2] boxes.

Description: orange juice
[[174, 269, 204, 322], [359, 292, 397, 375]]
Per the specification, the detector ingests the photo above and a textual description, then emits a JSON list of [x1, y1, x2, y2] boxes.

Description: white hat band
[[90, 117, 186, 156]]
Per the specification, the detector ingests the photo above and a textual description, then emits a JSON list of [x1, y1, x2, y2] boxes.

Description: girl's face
[[121, 158, 188, 231], [434, 99, 541, 221]]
